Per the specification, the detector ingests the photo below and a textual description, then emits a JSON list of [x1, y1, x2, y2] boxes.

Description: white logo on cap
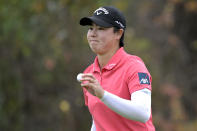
[[115, 21, 124, 28], [94, 7, 109, 15], [96, 11, 102, 15]]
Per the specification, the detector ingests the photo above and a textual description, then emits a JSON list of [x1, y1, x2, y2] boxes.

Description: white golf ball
[[77, 73, 83, 82]]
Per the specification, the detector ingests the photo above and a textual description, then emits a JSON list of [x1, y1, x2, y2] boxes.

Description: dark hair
[[113, 27, 125, 47]]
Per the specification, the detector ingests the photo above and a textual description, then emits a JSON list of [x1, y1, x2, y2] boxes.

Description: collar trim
[[93, 47, 126, 72]]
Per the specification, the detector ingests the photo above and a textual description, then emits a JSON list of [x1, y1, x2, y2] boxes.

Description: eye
[[98, 27, 105, 30], [88, 27, 93, 30]]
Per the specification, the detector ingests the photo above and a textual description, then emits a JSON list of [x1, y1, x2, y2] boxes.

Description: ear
[[115, 29, 124, 40]]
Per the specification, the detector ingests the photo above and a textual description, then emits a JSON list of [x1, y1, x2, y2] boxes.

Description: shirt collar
[[93, 47, 127, 72]]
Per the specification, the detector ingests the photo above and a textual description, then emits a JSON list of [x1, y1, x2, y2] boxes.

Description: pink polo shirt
[[83, 47, 155, 131]]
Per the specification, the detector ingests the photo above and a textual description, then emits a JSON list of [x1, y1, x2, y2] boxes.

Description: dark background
[[0, 0, 197, 130]]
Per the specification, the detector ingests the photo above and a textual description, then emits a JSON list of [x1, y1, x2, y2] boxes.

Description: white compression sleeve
[[101, 88, 151, 123], [90, 120, 96, 131]]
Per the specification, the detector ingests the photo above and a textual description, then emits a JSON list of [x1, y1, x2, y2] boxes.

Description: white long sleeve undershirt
[[90, 88, 151, 131], [90, 118, 96, 131]]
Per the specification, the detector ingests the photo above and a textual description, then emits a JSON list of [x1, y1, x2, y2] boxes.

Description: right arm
[[91, 119, 96, 131]]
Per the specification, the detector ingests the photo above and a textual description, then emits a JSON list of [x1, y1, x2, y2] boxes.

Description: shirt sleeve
[[126, 58, 152, 94]]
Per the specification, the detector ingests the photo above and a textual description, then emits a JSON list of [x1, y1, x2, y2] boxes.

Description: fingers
[[81, 82, 94, 89], [81, 82, 92, 87], [79, 73, 104, 99], [82, 73, 95, 79], [80, 73, 97, 89], [81, 73, 96, 83], [81, 77, 95, 83], [78, 73, 97, 88]]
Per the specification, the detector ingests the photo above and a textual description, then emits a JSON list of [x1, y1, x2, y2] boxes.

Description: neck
[[97, 46, 120, 69]]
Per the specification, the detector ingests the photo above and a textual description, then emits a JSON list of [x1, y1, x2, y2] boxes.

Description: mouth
[[90, 40, 98, 42], [89, 40, 99, 44]]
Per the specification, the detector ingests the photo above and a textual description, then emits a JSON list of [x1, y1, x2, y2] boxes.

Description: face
[[87, 23, 121, 55]]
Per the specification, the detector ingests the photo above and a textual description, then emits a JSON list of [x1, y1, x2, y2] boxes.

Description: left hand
[[80, 73, 104, 99]]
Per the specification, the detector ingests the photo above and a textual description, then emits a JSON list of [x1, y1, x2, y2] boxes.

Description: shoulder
[[126, 55, 147, 70], [125, 54, 152, 91], [124, 54, 150, 78]]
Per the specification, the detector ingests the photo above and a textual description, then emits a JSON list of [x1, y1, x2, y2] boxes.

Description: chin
[[90, 47, 102, 54], [89, 44, 106, 54]]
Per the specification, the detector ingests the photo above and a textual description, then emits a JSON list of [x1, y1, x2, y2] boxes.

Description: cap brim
[[79, 16, 113, 28]]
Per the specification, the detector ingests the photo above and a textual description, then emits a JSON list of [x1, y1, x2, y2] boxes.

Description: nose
[[89, 28, 97, 37]]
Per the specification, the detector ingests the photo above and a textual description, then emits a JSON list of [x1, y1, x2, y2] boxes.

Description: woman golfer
[[78, 6, 155, 131]]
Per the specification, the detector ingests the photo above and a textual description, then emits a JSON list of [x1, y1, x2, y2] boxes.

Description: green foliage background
[[0, 0, 197, 130]]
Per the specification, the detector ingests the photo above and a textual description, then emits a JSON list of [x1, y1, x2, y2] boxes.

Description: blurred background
[[0, 0, 197, 131]]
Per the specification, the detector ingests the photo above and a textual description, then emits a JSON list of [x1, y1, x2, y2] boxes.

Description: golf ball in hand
[[77, 73, 83, 82]]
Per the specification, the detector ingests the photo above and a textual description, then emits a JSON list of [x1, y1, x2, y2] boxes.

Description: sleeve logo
[[138, 73, 150, 85]]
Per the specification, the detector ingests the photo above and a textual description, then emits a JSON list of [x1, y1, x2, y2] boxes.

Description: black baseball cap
[[79, 6, 126, 30]]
